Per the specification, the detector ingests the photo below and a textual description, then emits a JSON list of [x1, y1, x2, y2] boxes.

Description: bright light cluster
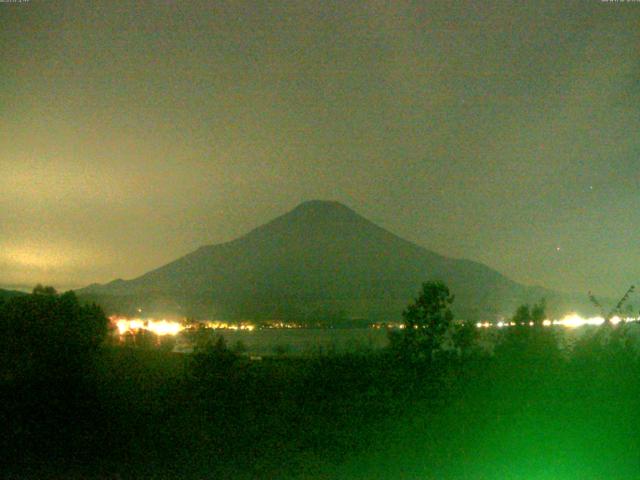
[[553, 314, 635, 328], [110, 317, 258, 336], [475, 314, 638, 329], [113, 317, 184, 336], [204, 321, 255, 332], [262, 321, 302, 329]]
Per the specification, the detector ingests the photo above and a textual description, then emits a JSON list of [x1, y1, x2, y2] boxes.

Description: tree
[[0, 287, 109, 464], [190, 334, 238, 382], [511, 299, 546, 326], [589, 285, 635, 325], [32, 284, 58, 296], [530, 299, 546, 325], [0, 287, 108, 382], [452, 319, 478, 359], [232, 340, 248, 355], [512, 304, 532, 325], [497, 299, 559, 362], [579, 286, 637, 358], [394, 281, 455, 362]]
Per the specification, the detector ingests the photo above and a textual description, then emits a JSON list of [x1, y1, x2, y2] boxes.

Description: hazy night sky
[[1, 1, 639, 296]]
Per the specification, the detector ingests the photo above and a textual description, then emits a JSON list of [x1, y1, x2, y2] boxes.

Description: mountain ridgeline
[[78, 201, 590, 323], [0, 289, 26, 301]]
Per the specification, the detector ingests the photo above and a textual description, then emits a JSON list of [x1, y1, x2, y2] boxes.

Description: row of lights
[[112, 313, 640, 338], [477, 314, 638, 330], [112, 317, 263, 336]]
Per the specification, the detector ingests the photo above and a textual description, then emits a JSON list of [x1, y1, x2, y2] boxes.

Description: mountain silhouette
[[78, 200, 589, 322]]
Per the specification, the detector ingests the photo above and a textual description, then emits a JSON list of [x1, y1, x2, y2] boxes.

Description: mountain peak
[[262, 200, 372, 235], [237, 200, 367, 243], [292, 199, 353, 213], [286, 200, 361, 221]]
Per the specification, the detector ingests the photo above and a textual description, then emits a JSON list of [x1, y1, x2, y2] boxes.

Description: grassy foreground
[[3, 326, 640, 479]]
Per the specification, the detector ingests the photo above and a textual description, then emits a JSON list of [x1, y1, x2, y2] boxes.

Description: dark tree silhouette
[[394, 281, 455, 362], [497, 299, 559, 363], [531, 299, 546, 325], [452, 319, 478, 359], [0, 287, 108, 383], [511, 299, 546, 326], [0, 286, 109, 466], [577, 286, 638, 358], [190, 334, 238, 382], [512, 304, 532, 324], [589, 285, 635, 324], [32, 284, 58, 296]]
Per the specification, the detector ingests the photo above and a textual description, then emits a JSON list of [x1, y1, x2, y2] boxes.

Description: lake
[[177, 328, 391, 356]]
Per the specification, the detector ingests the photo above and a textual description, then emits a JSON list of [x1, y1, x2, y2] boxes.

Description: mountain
[[78, 200, 592, 323]]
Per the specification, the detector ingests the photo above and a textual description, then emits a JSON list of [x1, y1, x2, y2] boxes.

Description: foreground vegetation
[[2, 284, 640, 479]]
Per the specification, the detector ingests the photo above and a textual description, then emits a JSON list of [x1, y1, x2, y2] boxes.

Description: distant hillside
[[78, 200, 594, 323], [0, 289, 27, 301]]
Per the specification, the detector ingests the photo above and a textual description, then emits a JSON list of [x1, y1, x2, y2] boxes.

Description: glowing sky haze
[[1, 1, 639, 296]]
